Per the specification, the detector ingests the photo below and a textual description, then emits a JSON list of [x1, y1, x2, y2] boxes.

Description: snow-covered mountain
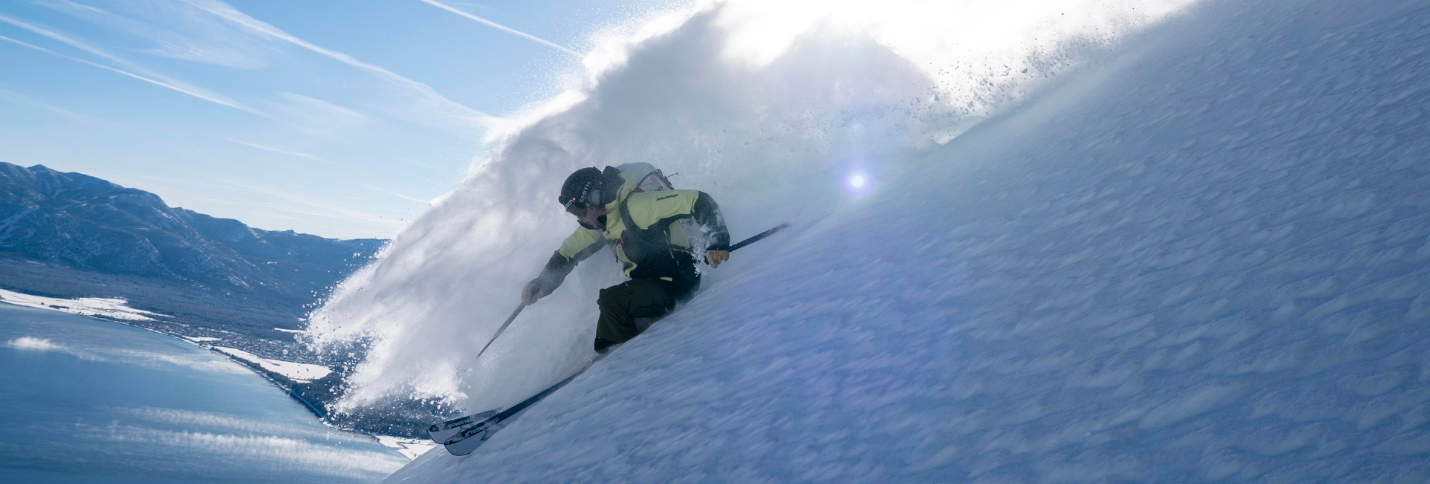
[[0, 162, 383, 294], [322, 0, 1429, 481]]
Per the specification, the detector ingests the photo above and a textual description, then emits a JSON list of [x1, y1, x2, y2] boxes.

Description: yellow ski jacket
[[535, 168, 730, 291]]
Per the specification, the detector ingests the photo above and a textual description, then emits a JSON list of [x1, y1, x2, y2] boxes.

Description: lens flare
[[844, 172, 874, 198]]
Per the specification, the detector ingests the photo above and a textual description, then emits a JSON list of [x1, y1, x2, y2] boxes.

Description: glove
[[522, 278, 553, 305], [704, 250, 730, 268]]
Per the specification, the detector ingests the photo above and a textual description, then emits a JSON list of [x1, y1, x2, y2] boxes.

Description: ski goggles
[[566, 204, 606, 230]]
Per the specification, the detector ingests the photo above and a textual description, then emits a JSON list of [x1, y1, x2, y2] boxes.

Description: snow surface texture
[[213, 346, 333, 383], [373, 0, 1430, 481], [0, 287, 166, 321]]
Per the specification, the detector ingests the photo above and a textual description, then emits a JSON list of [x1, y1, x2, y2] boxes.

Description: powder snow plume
[[304, 0, 1198, 413]]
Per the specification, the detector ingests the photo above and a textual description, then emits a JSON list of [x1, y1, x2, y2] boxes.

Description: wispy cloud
[[118, 407, 354, 442], [0, 15, 257, 113], [6, 336, 66, 352], [2, 334, 246, 373], [363, 184, 434, 206], [108, 348, 250, 373], [153, 174, 404, 233], [177, 0, 500, 130], [36, 0, 276, 69], [264, 92, 373, 139], [228, 139, 341, 166], [0, 11, 133, 66], [93, 422, 404, 478], [3, 336, 106, 361], [416, 0, 581, 57]]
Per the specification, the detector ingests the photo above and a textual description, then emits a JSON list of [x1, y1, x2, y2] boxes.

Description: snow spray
[[304, 0, 1199, 415]]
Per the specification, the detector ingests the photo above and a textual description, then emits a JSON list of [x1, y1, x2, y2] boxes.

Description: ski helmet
[[559, 166, 622, 209], [559, 167, 603, 209]]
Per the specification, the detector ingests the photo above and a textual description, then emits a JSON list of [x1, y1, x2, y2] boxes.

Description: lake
[[0, 303, 407, 483]]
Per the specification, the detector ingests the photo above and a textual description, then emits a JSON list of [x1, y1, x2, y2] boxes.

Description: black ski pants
[[595, 277, 698, 347]]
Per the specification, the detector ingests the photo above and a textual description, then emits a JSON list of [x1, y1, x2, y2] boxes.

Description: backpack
[[610, 163, 697, 282], [614, 162, 674, 193]]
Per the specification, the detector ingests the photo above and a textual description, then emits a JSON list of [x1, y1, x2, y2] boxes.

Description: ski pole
[[728, 223, 789, 252], [475, 303, 526, 359]]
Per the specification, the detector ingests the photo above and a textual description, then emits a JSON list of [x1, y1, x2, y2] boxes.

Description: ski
[[430, 350, 615, 455], [426, 409, 497, 446]]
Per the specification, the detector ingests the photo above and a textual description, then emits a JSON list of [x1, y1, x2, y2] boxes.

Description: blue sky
[[0, 0, 668, 238]]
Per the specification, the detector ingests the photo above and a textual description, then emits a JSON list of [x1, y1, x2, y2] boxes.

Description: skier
[[432, 167, 780, 455], [521, 165, 731, 352]]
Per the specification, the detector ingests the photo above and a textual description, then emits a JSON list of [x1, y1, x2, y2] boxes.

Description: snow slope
[[375, 0, 1430, 481], [308, 0, 1198, 414]]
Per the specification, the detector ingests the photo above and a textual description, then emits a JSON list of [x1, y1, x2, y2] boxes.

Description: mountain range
[[0, 162, 382, 292], [0, 161, 383, 336]]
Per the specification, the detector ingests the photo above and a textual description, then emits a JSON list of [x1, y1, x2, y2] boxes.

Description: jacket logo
[[656, 194, 678, 201]]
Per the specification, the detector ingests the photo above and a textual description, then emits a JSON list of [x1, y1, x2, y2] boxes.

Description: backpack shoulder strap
[[618, 194, 640, 233]]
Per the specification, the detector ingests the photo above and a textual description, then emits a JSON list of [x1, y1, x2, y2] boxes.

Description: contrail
[[0, 33, 257, 113], [179, 0, 500, 128], [228, 139, 343, 166], [416, 0, 581, 58], [0, 11, 137, 67]]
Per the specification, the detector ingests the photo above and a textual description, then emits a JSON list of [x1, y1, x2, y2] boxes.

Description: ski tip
[[443, 429, 489, 456]]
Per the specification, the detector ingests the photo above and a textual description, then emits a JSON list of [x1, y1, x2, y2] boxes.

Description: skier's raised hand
[[705, 250, 730, 268]]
